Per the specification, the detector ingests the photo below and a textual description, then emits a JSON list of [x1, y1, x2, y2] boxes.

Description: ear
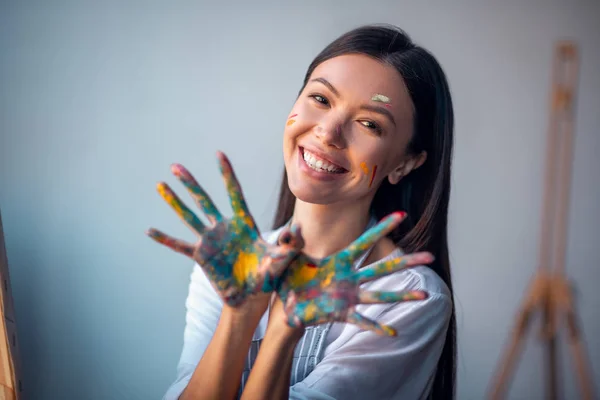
[[387, 151, 427, 185]]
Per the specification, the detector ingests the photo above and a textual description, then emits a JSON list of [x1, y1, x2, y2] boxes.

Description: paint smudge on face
[[368, 165, 378, 188], [359, 162, 378, 188], [371, 94, 391, 104], [287, 113, 298, 126], [360, 162, 369, 175]]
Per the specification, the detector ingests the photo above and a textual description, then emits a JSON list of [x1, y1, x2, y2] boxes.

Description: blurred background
[[1, 1, 598, 398]]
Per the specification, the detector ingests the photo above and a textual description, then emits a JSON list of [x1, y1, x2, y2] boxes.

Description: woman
[[151, 23, 456, 399]]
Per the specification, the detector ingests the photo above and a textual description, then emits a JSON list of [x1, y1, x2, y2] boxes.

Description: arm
[[240, 300, 305, 400], [180, 306, 265, 400], [147, 156, 303, 398], [164, 264, 268, 400]]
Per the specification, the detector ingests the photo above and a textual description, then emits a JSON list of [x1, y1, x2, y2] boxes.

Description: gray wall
[[1, 1, 598, 399]]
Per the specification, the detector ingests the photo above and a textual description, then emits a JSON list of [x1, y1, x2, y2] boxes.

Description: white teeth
[[302, 149, 344, 173]]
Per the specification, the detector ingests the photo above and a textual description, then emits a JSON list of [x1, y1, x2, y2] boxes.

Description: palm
[[147, 152, 302, 306], [277, 213, 434, 336]]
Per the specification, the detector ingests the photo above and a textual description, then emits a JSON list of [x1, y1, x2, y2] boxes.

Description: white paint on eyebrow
[[371, 94, 391, 103]]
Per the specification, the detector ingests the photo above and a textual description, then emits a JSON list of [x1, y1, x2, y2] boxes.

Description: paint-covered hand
[[147, 152, 304, 306], [277, 212, 434, 336]]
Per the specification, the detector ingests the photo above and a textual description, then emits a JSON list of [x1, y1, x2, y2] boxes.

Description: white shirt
[[164, 229, 452, 400]]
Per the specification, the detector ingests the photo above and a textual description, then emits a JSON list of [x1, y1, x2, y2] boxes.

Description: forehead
[[309, 54, 408, 101]]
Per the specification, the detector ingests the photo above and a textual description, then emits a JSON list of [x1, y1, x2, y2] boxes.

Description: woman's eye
[[309, 94, 329, 106], [360, 120, 383, 135]]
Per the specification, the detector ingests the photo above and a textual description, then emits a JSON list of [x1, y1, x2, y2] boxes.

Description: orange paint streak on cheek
[[360, 162, 369, 175], [360, 162, 378, 188], [368, 165, 378, 188], [287, 113, 298, 126]]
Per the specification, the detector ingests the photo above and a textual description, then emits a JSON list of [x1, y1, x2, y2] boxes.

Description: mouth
[[299, 147, 347, 174]]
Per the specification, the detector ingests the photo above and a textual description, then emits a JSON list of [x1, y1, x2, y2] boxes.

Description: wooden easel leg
[[489, 316, 529, 399], [489, 288, 541, 398], [562, 293, 596, 399], [545, 328, 559, 400], [489, 275, 549, 399]]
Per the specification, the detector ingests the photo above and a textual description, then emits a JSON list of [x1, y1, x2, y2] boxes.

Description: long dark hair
[[273, 24, 456, 398]]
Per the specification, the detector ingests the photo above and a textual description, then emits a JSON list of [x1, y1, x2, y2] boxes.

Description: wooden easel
[[0, 210, 21, 400], [488, 42, 596, 400]]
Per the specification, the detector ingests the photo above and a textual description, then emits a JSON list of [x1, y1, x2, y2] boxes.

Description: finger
[[303, 313, 337, 326], [216, 151, 253, 220], [358, 289, 428, 304], [343, 212, 407, 260], [171, 163, 223, 224], [346, 311, 397, 336], [157, 182, 205, 235], [277, 223, 304, 250], [146, 228, 195, 257], [356, 252, 434, 283], [283, 290, 304, 328]]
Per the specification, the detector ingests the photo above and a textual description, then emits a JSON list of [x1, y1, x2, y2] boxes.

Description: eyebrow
[[310, 77, 340, 97], [309, 77, 396, 126]]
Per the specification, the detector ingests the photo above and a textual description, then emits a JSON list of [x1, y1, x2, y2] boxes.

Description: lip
[[297, 147, 348, 181], [299, 146, 349, 171]]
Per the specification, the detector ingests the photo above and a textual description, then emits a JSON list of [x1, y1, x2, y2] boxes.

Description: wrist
[[221, 300, 267, 334], [265, 317, 305, 345]]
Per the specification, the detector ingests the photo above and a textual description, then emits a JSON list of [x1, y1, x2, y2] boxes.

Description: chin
[[289, 184, 335, 205], [285, 170, 345, 205]]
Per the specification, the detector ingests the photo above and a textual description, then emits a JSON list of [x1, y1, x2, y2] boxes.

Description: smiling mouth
[[300, 147, 347, 174]]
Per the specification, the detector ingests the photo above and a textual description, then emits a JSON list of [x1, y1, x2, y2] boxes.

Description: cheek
[[358, 161, 378, 188], [352, 143, 389, 188], [284, 102, 321, 139], [357, 159, 379, 188]]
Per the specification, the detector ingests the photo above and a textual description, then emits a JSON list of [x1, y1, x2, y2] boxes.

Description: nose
[[315, 119, 345, 149]]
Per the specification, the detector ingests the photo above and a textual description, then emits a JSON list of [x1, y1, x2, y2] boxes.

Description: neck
[[290, 197, 373, 259]]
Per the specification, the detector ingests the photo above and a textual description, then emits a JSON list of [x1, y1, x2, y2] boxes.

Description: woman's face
[[283, 54, 418, 205]]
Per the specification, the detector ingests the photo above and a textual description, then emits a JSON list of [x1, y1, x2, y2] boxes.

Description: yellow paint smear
[[242, 214, 255, 229], [290, 263, 319, 286], [303, 303, 318, 321], [233, 251, 258, 284], [320, 270, 334, 287]]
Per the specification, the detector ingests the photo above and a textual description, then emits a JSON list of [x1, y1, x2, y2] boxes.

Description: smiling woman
[[157, 23, 456, 400]]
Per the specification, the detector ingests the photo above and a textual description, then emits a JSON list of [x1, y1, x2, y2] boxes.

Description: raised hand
[[277, 212, 434, 336], [147, 152, 304, 306]]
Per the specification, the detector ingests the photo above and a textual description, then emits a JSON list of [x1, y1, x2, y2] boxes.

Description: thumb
[[277, 223, 304, 251]]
